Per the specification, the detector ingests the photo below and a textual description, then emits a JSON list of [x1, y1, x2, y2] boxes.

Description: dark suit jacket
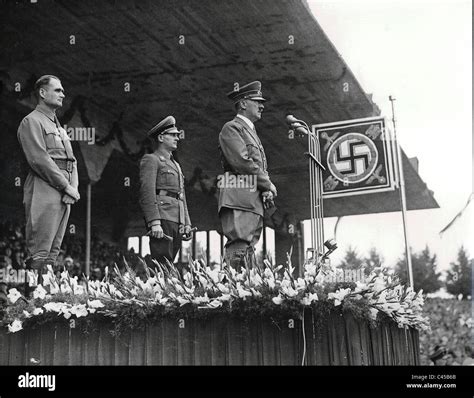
[[139, 152, 191, 227], [218, 117, 272, 216]]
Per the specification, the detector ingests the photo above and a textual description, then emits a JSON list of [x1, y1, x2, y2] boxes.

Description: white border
[[312, 117, 397, 199]]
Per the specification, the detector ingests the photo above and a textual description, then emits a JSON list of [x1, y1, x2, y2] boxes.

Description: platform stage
[[1, 310, 419, 366]]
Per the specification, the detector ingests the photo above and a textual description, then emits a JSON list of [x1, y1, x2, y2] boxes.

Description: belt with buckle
[[157, 189, 183, 200], [54, 159, 74, 173]]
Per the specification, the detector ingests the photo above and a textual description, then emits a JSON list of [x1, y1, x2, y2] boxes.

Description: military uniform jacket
[[17, 104, 78, 192], [218, 116, 272, 216], [139, 152, 191, 227]]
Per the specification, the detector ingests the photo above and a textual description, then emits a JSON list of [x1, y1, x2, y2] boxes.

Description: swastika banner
[[313, 116, 397, 198]]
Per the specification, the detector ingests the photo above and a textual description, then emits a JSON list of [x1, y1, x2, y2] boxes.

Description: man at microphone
[[218, 81, 277, 270]]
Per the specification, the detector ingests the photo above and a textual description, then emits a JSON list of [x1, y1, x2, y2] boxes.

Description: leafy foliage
[[395, 246, 442, 293], [445, 246, 472, 298]]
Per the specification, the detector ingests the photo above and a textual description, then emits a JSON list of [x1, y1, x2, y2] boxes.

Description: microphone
[[286, 114, 309, 136]]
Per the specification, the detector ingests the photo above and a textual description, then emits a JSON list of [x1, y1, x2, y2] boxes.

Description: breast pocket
[[44, 129, 62, 150], [158, 169, 178, 187], [246, 143, 262, 164]]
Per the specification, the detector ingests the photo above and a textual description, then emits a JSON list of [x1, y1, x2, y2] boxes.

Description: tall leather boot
[[24, 257, 45, 297], [225, 248, 247, 272]]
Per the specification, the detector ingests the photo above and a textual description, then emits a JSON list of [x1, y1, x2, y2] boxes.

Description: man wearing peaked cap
[[226, 80, 267, 103], [218, 81, 277, 270], [139, 116, 192, 267], [147, 115, 180, 137]]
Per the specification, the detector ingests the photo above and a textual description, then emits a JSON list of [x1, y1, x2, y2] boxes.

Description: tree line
[[337, 246, 472, 298]]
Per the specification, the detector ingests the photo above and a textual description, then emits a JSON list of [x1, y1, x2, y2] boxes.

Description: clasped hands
[[262, 183, 277, 209], [62, 184, 80, 205]]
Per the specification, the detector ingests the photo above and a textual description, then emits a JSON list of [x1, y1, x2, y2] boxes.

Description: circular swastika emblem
[[327, 133, 378, 183]]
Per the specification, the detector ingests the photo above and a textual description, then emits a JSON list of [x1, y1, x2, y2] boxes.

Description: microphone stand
[[287, 115, 331, 269]]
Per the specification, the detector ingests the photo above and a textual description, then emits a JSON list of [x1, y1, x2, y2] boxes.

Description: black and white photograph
[[0, 0, 471, 394]]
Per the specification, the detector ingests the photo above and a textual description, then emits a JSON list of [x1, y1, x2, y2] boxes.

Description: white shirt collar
[[236, 114, 255, 131]]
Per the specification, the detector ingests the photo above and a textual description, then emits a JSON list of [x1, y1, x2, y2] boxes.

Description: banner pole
[[85, 182, 91, 277], [389, 95, 414, 288]]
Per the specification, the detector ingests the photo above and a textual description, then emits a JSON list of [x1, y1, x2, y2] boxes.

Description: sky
[[304, 0, 472, 271]]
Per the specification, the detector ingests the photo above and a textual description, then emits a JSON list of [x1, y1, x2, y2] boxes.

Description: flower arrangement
[[0, 257, 429, 335]]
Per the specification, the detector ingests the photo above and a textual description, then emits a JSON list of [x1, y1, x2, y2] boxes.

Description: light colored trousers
[[220, 208, 263, 262], [24, 173, 71, 266]]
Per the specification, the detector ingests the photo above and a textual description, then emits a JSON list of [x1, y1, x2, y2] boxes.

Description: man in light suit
[[218, 81, 277, 269], [17, 75, 80, 284], [139, 116, 192, 266]]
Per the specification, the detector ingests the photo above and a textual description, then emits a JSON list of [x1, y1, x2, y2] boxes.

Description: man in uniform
[[139, 116, 193, 266], [17, 75, 80, 285], [218, 81, 277, 269]]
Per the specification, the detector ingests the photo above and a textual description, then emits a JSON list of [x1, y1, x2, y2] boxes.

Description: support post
[[390, 95, 414, 288], [85, 182, 91, 277]]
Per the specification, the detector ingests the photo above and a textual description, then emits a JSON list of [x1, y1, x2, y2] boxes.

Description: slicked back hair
[[34, 75, 61, 100]]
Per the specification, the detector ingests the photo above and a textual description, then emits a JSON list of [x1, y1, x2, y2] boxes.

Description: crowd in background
[[420, 297, 473, 366], [0, 220, 139, 284]]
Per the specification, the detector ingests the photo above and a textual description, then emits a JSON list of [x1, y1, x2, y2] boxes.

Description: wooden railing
[[0, 311, 420, 365]]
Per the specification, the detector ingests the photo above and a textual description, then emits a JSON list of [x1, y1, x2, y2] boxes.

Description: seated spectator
[[462, 345, 474, 366], [444, 350, 460, 366], [429, 345, 447, 365]]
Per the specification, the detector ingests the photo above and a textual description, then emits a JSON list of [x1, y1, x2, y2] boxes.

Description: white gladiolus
[[60, 283, 72, 294], [369, 308, 379, 320], [88, 300, 105, 309], [192, 295, 210, 305], [217, 283, 230, 294], [304, 262, 317, 277], [32, 308, 44, 316], [236, 283, 252, 298], [272, 295, 283, 305], [250, 272, 263, 286], [69, 305, 88, 318], [183, 273, 193, 287], [281, 284, 298, 298], [41, 272, 53, 287], [44, 302, 65, 313], [207, 299, 222, 309], [219, 294, 231, 302], [49, 283, 59, 295], [301, 292, 318, 306], [176, 296, 190, 306], [33, 285, 47, 300], [314, 273, 325, 284], [295, 278, 306, 290], [198, 275, 209, 288], [264, 267, 274, 279], [1, 254, 430, 333], [372, 276, 385, 292], [7, 288, 21, 304], [73, 284, 85, 295], [328, 288, 352, 307], [250, 288, 262, 297], [8, 320, 23, 333], [267, 279, 275, 289], [207, 268, 219, 284], [27, 270, 37, 287]]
